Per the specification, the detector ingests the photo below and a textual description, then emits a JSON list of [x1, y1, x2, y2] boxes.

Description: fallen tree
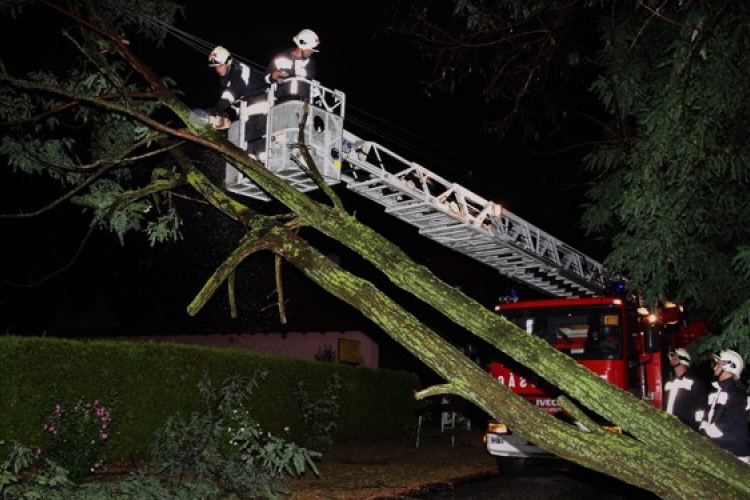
[[1, 1, 749, 498]]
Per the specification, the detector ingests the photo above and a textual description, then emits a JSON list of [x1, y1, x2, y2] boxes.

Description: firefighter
[[663, 348, 708, 431], [264, 29, 320, 101], [699, 349, 750, 463], [207, 46, 267, 131]]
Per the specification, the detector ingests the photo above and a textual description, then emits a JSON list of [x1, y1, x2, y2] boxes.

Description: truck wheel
[[496, 456, 528, 477]]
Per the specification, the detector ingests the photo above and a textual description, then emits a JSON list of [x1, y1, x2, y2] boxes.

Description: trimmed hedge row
[[0, 336, 420, 460]]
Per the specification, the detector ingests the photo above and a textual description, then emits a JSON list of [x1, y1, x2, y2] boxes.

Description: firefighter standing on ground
[[699, 349, 750, 463], [663, 348, 708, 431], [264, 29, 320, 101]]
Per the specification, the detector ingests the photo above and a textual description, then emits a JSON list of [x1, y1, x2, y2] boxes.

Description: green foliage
[[7, 0, 750, 494], [0, 439, 228, 499], [403, 0, 750, 359], [83, 179, 143, 242], [1, 371, 323, 499], [294, 374, 343, 451], [0, 136, 78, 177], [95, 0, 186, 46], [583, 2, 750, 342], [0, 0, 188, 246], [78, 473, 224, 499], [150, 371, 320, 500], [147, 209, 183, 246], [0, 440, 74, 497]]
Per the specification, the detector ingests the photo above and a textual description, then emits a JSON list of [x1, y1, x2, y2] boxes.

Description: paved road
[[415, 461, 659, 500]]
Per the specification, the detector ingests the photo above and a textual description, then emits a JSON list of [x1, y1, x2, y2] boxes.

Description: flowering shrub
[[41, 398, 113, 482]]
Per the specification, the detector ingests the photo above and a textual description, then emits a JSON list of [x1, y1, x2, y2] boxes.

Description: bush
[[294, 373, 342, 452], [1, 372, 323, 499], [150, 371, 320, 499], [40, 398, 113, 482]]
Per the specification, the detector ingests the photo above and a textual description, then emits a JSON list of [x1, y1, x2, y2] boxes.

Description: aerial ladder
[[222, 79, 612, 298]]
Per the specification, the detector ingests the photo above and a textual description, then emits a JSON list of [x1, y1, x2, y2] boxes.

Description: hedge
[[0, 336, 421, 460]]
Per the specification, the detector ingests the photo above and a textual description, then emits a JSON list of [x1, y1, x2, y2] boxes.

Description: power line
[[153, 18, 589, 238]]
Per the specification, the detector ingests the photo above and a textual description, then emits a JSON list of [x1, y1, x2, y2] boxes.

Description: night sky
[[0, 1, 602, 346]]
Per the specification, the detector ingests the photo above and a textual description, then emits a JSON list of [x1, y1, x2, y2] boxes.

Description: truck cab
[[484, 296, 668, 475]]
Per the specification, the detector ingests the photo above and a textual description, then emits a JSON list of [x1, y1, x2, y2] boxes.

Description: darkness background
[[0, 1, 604, 373]]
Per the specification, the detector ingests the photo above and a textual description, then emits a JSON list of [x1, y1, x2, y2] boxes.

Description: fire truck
[[209, 77, 707, 474], [476, 217, 710, 475], [484, 295, 706, 474]]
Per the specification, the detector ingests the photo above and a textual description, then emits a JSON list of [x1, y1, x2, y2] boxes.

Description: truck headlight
[[487, 422, 509, 434]]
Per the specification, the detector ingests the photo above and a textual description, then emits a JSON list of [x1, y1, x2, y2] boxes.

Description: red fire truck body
[[484, 295, 678, 473]]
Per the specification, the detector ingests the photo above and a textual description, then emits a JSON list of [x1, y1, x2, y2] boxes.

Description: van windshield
[[499, 304, 623, 360]]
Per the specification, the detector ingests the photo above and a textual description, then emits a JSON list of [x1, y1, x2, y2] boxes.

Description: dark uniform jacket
[[664, 370, 708, 431], [214, 61, 267, 120], [700, 377, 750, 458], [264, 48, 316, 101]]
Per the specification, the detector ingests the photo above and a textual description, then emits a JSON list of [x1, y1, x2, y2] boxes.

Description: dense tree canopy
[[2, 1, 750, 498], [389, 0, 750, 359]]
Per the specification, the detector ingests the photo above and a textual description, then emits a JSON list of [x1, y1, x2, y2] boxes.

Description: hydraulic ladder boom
[[223, 79, 611, 298]]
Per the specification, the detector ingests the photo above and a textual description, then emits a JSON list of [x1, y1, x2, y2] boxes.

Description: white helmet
[[293, 29, 320, 52], [714, 349, 745, 377], [208, 46, 232, 67], [669, 348, 691, 367]]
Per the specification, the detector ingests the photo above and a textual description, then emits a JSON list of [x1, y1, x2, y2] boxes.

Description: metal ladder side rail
[[346, 184, 596, 296], [509, 222, 594, 283], [393, 201, 603, 296], [468, 234, 605, 295], [342, 130, 594, 258], [501, 268, 590, 297], [346, 172, 572, 288], [441, 239, 555, 273], [340, 138, 608, 289], [442, 239, 590, 290], [384, 201, 436, 216], [387, 198, 605, 296], [508, 217, 604, 283], [356, 183, 497, 243], [341, 145, 501, 230], [348, 178, 468, 226], [266, 78, 347, 117], [345, 175, 571, 291], [352, 179, 598, 296], [487, 210, 607, 289]]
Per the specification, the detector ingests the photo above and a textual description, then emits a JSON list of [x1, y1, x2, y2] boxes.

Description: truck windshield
[[499, 305, 624, 360]]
